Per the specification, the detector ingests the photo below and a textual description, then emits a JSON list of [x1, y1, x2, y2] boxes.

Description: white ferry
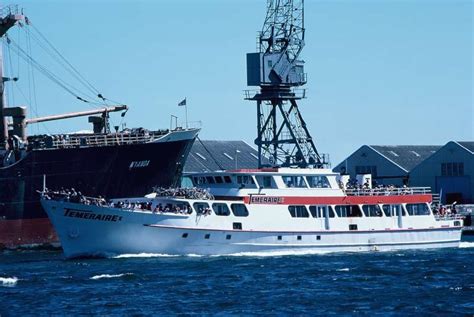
[[41, 168, 463, 258]]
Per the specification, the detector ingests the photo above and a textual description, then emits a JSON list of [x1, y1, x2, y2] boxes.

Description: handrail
[[434, 214, 463, 221], [27, 129, 171, 150], [345, 187, 432, 196]]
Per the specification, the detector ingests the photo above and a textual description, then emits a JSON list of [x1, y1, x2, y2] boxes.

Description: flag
[[178, 98, 186, 106]]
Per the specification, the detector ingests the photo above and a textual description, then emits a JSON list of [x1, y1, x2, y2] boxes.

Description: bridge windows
[[406, 203, 431, 216], [282, 176, 307, 188], [288, 205, 310, 218], [335, 205, 362, 218], [231, 203, 249, 217], [362, 205, 383, 217], [193, 202, 210, 215], [306, 175, 331, 188]]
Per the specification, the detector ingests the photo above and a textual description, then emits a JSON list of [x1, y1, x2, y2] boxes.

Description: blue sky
[[3, 0, 473, 165]]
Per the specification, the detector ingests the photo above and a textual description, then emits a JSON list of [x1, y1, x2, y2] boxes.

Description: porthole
[[205, 234, 210, 239], [182, 233, 188, 238]]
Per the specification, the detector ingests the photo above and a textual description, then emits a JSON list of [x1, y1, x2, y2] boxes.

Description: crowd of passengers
[[432, 205, 458, 217], [340, 179, 415, 195], [41, 188, 106, 206], [42, 188, 210, 216], [152, 187, 213, 200]]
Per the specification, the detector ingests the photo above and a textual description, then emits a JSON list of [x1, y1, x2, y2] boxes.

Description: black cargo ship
[[0, 8, 199, 248]]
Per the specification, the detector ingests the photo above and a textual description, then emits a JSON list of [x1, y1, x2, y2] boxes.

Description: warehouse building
[[333, 145, 441, 186], [410, 141, 474, 204]]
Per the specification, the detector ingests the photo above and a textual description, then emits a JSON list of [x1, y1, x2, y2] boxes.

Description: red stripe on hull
[[244, 194, 432, 205], [0, 218, 59, 249]]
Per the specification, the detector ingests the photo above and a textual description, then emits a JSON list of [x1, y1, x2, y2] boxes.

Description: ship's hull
[[0, 131, 197, 249], [42, 200, 462, 258]]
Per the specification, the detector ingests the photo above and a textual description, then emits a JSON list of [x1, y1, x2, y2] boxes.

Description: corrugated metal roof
[[457, 141, 474, 154], [370, 145, 442, 171], [184, 140, 269, 173]]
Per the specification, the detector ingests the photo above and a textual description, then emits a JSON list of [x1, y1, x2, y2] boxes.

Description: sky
[[2, 0, 472, 166]]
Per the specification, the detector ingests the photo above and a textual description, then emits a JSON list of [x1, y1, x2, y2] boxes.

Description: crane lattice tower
[[246, 0, 327, 168]]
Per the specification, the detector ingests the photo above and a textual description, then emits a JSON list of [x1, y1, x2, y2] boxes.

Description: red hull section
[[0, 218, 59, 249]]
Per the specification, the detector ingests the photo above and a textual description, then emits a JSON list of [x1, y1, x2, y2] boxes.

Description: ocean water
[[1, 244, 474, 315]]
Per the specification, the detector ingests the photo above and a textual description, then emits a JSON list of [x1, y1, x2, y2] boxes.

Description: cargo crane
[[246, 0, 328, 168]]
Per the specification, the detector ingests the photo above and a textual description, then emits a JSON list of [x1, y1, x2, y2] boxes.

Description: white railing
[[434, 214, 464, 221], [29, 130, 171, 150], [345, 187, 432, 196]]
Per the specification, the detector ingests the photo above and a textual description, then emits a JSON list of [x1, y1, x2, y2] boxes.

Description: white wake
[[0, 277, 18, 287], [113, 253, 180, 258], [90, 273, 134, 280], [459, 242, 474, 248]]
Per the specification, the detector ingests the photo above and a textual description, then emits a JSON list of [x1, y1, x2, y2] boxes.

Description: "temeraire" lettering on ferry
[[64, 209, 123, 222], [250, 196, 284, 204]]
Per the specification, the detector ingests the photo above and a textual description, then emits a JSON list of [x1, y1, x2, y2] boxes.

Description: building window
[[441, 162, 464, 176], [355, 165, 377, 177], [288, 205, 310, 218]]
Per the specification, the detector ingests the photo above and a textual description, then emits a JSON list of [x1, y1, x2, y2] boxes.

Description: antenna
[[245, 0, 327, 168]]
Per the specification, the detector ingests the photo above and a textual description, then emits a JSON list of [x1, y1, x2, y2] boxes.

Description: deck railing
[[28, 129, 171, 150], [345, 187, 432, 196]]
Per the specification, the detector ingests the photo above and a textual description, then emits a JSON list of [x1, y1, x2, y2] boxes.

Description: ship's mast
[[246, 0, 327, 168], [0, 6, 23, 150]]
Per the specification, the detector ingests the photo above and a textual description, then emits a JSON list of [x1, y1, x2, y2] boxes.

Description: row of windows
[[193, 202, 249, 217], [288, 203, 430, 218], [181, 232, 323, 241], [192, 175, 332, 189], [441, 162, 464, 176]]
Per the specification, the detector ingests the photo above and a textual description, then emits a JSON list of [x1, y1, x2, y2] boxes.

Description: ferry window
[[231, 204, 249, 217], [277, 236, 282, 240], [282, 176, 307, 188], [237, 175, 255, 185], [349, 224, 358, 231], [233, 222, 242, 230], [306, 176, 331, 188], [182, 233, 188, 238], [205, 234, 210, 239], [335, 205, 362, 217], [255, 175, 275, 188], [309, 205, 334, 218], [212, 203, 230, 216], [193, 202, 210, 214], [288, 205, 309, 218], [382, 204, 405, 217], [194, 176, 206, 185], [224, 176, 232, 183], [206, 176, 215, 184], [406, 203, 430, 216], [226, 234, 232, 240], [215, 176, 223, 184], [362, 205, 383, 217]]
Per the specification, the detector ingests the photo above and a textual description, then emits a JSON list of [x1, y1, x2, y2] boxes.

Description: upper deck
[[27, 127, 199, 151], [185, 167, 432, 202]]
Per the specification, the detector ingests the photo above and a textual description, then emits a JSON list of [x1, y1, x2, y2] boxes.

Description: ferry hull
[[42, 201, 462, 258], [0, 130, 198, 249]]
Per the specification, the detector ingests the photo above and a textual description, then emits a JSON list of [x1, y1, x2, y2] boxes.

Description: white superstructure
[[41, 168, 463, 258]]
